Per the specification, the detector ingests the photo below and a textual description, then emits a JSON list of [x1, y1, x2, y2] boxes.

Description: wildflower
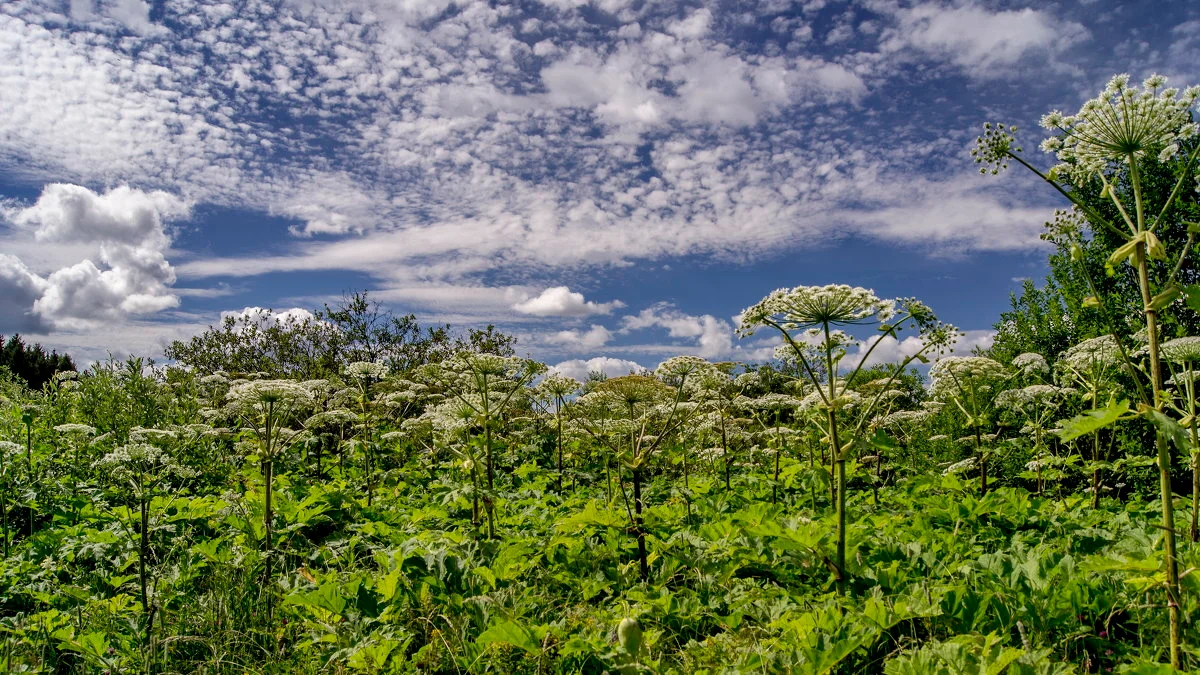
[[344, 361, 390, 382], [54, 423, 96, 436], [1039, 73, 1200, 186], [1012, 352, 1050, 377], [1161, 336, 1200, 364], [1060, 335, 1122, 371]]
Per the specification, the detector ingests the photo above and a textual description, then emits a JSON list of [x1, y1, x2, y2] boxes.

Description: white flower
[[942, 456, 978, 475], [55, 423, 96, 436], [1161, 336, 1200, 364], [345, 361, 390, 381], [1012, 352, 1050, 377], [1040, 73, 1200, 186], [929, 356, 1008, 400], [1060, 335, 1122, 371]]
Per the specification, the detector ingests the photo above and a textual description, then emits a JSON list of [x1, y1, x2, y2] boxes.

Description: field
[[1, 75, 1200, 675]]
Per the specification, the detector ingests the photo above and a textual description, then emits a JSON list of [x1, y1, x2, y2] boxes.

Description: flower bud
[[617, 617, 642, 654]]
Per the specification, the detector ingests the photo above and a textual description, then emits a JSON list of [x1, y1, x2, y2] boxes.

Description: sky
[[0, 0, 1197, 379]]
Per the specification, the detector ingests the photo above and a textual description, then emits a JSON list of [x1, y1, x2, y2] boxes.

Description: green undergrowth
[[1, 460, 1196, 674]]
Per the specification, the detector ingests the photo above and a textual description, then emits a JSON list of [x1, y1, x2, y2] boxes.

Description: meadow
[[0, 73, 1199, 674]]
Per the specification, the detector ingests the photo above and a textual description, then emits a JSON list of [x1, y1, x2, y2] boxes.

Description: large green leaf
[[1054, 399, 1133, 442], [476, 619, 540, 654]]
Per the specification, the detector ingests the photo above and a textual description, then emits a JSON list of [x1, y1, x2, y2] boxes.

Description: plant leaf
[[1054, 399, 1133, 442]]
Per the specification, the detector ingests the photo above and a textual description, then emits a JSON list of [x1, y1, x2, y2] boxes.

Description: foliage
[[0, 333, 76, 390]]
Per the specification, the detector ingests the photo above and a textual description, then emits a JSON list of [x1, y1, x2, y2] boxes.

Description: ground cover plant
[[1, 73, 1199, 674]]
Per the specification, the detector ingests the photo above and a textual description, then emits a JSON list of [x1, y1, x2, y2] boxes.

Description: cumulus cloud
[[0, 254, 50, 332], [512, 286, 625, 317], [621, 303, 734, 359], [547, 324, 612, 350], [549, 356, 646, 381], [847, 329, 997, 369], [222, 306, 318, 330], [0, 183, 189, 331]]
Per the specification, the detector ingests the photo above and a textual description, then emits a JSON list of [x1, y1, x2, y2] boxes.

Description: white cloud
[[0, 184, 189, 331], [0, 254, 50, 332], [548, 324, 612, 350], [222, 306, 317, 329], [549, 356, 645, 381], [621, 303, 734, 359], [848, 329, 997, 369], [512, 286, 625, 317], [879, 2, 1088, 78]]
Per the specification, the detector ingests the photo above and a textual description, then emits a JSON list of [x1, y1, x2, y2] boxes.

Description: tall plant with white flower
[[737, 284, 957, 591], [416, 353, 544, 538], [975, 74, 1200, 665], [344, 361, 389, 507], [225, 379, 313, 613], [1162, 337, 1200, 541], [1057, 336, 1124, 507], [929, 356, 1010, 495], [94, 442, 195, 669]]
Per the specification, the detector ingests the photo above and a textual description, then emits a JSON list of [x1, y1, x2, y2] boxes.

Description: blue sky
[[0, 0, 1197, 377]]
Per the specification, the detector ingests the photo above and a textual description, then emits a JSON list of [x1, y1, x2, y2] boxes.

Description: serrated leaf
[[476, 619, 540, 653], [1141, 406, 1192, 455], [1054, 399, 1133, 442]]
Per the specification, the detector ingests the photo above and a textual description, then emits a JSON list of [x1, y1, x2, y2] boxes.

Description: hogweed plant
[[976, 73, 1200, 665], [995, 381, 1074, 495], [344, 361, 389, 507], [417, 353, 544, 538], [531, 373, 582, 492], [1057, 335, 1124, 507], [570, 360, 710, 582], [0, 439, 17, 558], [929, 356, 1010, 496], [1162, 337, 1200, 541], [225, 379, 313, 615], [94, 441, 195, 672], [737, 284, 957, 591]]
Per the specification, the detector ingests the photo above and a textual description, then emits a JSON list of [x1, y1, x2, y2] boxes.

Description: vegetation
[[0, 73, 1199, 673], [0, 334, 76, 391]]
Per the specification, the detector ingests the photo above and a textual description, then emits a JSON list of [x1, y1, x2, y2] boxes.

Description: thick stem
[[556, 403, 564, 493], [633, 466, 648, 583], [720, 412, 731, 492], [829, 407, 846, 595], [1135, 244, 1181, 668]]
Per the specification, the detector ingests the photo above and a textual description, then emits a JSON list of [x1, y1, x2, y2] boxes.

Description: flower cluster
[[1012, 352, 1050, 377], [929, 356, 1009, 400], [1039, 74, 1200, 186], [1161, 336, 1200, 364], [995, 384, 1074, 412], [971, 122, 1021, 175], [54, 423, 96, 437], [737, 284, 896, 337], [345, 361, 390, 381], [1059, 335, 1122, 372]]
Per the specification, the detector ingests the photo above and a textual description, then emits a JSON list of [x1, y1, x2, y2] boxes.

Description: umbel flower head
[[737, 285, 896, 336], [1161, 336, 1200, 364], [344, 361, 390, 382], [929, 356, 1009, 400], [1060, 335, 1122, 371], [1039, 73, 1200, 185], [1012, 352, 1050, 377], [971, 122, 1022, 175]]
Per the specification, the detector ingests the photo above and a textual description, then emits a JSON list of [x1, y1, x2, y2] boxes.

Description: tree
[[165, 290, 518, 378], [0, 334, 76, 390]]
